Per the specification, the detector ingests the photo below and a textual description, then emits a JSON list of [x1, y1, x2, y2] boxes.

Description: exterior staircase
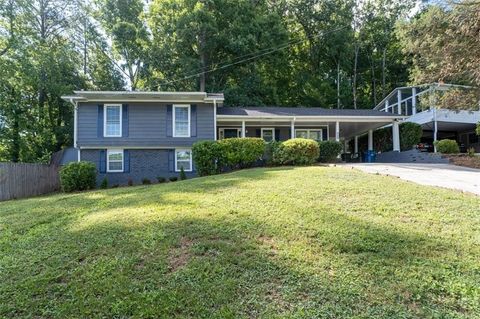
[[375, 149, 450, 164]]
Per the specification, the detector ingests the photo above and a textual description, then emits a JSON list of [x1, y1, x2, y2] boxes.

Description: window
[[104, 104, 122, 137], [107, 150, 124, 172], [219, 128, 242, 139], [295, 129, 323, 141], [173, 105, 190, 137], [175, 149, 192, 172], [261, 128, 275, 142]]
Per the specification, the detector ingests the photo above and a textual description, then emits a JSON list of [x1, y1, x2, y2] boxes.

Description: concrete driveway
[[345, 163, 480, 195]]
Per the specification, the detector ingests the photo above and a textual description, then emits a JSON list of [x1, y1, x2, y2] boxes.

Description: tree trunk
[[337, 61, 341, 109], [199, 30, 207, 92], [370, 55, 377, 107], [382, 47, 386, 98], [353, 44, 359, 109]]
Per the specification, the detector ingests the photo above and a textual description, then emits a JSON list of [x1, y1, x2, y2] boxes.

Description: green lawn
[[1, 167, 479, 318]]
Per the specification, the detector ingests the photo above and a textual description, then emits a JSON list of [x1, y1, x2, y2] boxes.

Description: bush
[[219, 138, 265, 169], [192, 141, 225, 176], [264, 140, 281, 165], [273, 138, 319, 165], [400, 122, 423, 151], [60, 161, 96, 192], [179, 167, 187, 180], [318, 140, 343, 163], [157, 177, 166, 183], [142, 178, 151, 185], [476, 122, 480, 136], [467, 147, 476, 157], [100, 177, 108, 189], [169, 177, 178, 182], [435, 139, 460, 154]]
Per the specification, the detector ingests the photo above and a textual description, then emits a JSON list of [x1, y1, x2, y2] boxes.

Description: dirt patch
[[444, 154, 480, 169], [258, 235, 278, 256], [168, 237, 193, 272]]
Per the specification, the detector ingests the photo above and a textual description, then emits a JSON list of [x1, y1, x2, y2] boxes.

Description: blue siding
[[81, 149, 197, 186], [77, 102, 215, 147]]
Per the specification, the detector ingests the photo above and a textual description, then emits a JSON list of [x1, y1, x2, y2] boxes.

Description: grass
[[1, 167, 479, 318]]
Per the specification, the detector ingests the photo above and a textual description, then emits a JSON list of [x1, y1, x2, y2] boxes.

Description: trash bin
[[362, 150, 376, 163]]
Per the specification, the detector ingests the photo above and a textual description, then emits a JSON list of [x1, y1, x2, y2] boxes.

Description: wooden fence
[[0, 162, 60, 201]]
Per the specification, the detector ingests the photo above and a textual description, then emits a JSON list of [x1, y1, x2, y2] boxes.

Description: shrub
[[127, 178, 133, 186], [435, 139, 460, 154], [100, 177, 108, 189], [179, 167, 187, 180], [192, 141, 225, 176], [219, 138, 265, 169], [169, 176, 178, 182], [318, 140, 343, 163], [59, 161, 96, 192], [264, 140, 281, 165], [476, 122, 480, 136], [157, 177, 166, 183], [142, 178, 151, 185], [273, 138, 319, 165], [467, 147, 476, 157], [400, 122, 423, 151]]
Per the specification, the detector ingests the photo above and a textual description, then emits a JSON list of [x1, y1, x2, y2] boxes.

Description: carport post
[[335, 121, 340, 142], [241, 120, 246, 138], [393, 121, 400, 152], [412, 87, 417, 115], [354, 136, 359, 155], [397, 90, 402, 114], [368, 130, 373, 151], [290, 119, 295, 139]]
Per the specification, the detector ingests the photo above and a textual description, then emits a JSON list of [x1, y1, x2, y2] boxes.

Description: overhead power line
[[161, 25, 348, 86]]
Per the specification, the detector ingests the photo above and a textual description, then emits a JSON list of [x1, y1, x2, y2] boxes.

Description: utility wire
[[161, 25, 348, 86]]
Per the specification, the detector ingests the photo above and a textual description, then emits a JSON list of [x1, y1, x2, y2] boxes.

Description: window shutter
[[166, 105, 173, 137], [122, 104, 129, 137], [168, 150, 175, 172], [97, 105, 104, 137], [275, 129, 280, 141], [191, 104, 197, 137], [322, 129, 328, 141], [288, 128, 292, 139], [124, 150, 130, 173], [99, 150, 106, 173], [255, 129, 261, 137]]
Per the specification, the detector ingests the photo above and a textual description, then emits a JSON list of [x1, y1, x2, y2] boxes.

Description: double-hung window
[[175, 149, 192, 172], [173, 105, 190, 137], [261, 128, 275, 142], [104, 104, 122, 137], [107, 149, 124, 172]]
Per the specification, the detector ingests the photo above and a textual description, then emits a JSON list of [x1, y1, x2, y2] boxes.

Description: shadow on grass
[[1, 194, 476, 318]]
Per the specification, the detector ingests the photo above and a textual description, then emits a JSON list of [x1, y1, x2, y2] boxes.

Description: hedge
[[218, 138, 265, 169], [60, 161, 97, 192], [273, 138, 319, 165], [434, 139, 459, 154], [318, 140, 343, 163], [192, 141, 226, 176]]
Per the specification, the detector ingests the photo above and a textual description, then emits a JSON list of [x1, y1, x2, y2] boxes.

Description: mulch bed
[[444, 154, 480, 169]]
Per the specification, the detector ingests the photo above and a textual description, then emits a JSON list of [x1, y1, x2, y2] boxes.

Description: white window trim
[[106, 149, 124, 173], [295, 128, 324, 141], [175, 148, 192, 172], [173, 104, 191, 137], [219, 127, 242, 139], [261, 128, 275, 141], [104, 104, 122, 137]]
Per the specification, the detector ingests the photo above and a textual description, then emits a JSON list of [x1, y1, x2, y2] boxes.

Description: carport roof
[[217, 107, 403, 118]]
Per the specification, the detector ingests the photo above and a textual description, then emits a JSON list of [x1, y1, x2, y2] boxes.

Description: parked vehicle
[[417, 142, 434, 152]]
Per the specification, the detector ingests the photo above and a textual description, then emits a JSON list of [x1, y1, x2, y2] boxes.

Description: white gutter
[[70, 98, 80, 162]]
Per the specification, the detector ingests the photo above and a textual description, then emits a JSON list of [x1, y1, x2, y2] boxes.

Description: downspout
[[71, 98, 80, 162], [213, 99, 217, 140]]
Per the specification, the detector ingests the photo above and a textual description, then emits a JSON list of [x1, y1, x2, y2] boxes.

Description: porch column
[[335, 121, 340, 142], [433, 108, 438, 152], [368, 129, 373, 151], [344, 139, 349, 153], [392, 121, 400, 152], [290, 120, 295, 139], [241, 120, 246, 138], [412, 87, 417, 115], [354, 136, 359, 155], [397, 89, 402, 114]]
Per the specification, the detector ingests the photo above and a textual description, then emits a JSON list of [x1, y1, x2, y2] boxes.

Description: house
[[62, 91, 405, 184]]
